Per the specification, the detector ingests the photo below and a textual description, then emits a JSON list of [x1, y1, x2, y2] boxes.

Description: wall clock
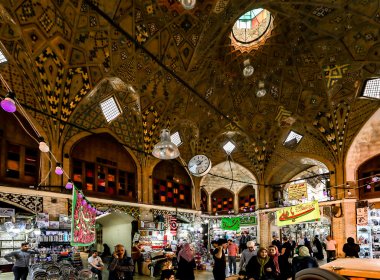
[[188, 155, 212, 177]]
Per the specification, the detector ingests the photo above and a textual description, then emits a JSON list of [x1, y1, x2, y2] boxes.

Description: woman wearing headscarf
[[176, 243, 196, 280], [268, 245, 280, 279], [291, 246, 319, 280], [312, 235, 324, 260], [246, 247, 276, 280]]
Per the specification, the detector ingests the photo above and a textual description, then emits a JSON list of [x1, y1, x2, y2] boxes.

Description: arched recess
[[63, 128, 142, 199], [238, 185, 256, 213], [346, 108, 380, 181], [282, 163, 330, 205], [200, 188, 208, 213], [152, 160, 192, 209], [211, 188, 234, 214], [0, 109, 41, 187], [357, 154, 380, 200], [266, 154, 334, 185], [200, 161, 258, 195], [68, 132, 138, 202]]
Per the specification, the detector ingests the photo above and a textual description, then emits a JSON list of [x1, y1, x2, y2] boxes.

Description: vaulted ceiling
[[0, 0, 379, 185]]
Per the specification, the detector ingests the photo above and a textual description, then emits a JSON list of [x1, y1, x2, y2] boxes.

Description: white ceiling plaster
[[201, 161, 257, 195], [346, 108, 380, 181]]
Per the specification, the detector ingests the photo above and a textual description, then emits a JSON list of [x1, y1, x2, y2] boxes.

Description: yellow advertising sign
[[276, 200, 320, 227], [288, 182, 308, 200]]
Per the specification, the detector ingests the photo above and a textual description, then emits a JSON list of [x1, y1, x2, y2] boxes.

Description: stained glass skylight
[[232, 8, 272, 45], [362, 78, 380, 100]]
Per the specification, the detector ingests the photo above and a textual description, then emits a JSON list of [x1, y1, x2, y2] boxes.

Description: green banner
[[221, 217, 240, 230], [240, 216, 257, 226], [276, 200, 320, 227]]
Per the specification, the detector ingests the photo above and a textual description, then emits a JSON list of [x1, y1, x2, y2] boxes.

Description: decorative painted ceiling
[[0, 0, 379, 185]]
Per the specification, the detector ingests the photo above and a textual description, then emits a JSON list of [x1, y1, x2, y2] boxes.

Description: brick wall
[[43, 196, 69, 218]]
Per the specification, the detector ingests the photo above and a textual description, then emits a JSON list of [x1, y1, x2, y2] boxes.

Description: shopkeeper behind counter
[[4, 242, 39, 280]]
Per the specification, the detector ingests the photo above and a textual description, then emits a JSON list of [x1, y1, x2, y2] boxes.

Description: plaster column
[[207, 193, 212, 214], [234, 193, 239, 214], [192, 177, 201, 210]]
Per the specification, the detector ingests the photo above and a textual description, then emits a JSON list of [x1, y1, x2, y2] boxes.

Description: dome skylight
[[232, 8, 272, 48]]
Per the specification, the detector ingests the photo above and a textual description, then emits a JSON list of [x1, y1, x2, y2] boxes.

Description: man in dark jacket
[[343, 237, 360, 258], [109, 244, 134, 280]]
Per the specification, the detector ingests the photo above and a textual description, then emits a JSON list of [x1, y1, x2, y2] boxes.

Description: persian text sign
[[71, 187, 96, 246], [356, 207, 368, 226], [276, 200, 320, 226], [240, 216, 257, 226], [288, 183, 308, 200], [221, 217, 240, 231]]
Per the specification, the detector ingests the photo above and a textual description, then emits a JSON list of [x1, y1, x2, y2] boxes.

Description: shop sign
[[288, 182, 308, 200], [276, 200, 320, 227], [221, 217, 240, 231], [169, 215, 177, 236], [240, 216, 257, 226], [357, 207, 368, 226], [0, 208, 15, 217]]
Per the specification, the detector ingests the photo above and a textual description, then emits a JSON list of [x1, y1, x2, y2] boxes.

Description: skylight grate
[[0, 50, 7, 64], [100, 96, 122, 122], [284, 131, 303, 145], [223, 141, 236, 154], [362, 78, 380, 100], [170, 131, 182, 147]]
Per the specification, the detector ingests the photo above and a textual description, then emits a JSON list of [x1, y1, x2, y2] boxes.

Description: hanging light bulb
[[256, 81, 267, 97], [242, 59, 254, 77], [265, 202, 269, 208], [82, 200, 87, 206], [78, 192, 83, 199], [152, 129, 180, 159], [38, 137, 49, 153], [366, 184, 371, 190], [323, 189, 327, 196], [55, 163, 64, 175], [180, 0, 196, 10], [65, 179, 73, 190], [347, 189, 352, 196], [1, 92, 17, 113]]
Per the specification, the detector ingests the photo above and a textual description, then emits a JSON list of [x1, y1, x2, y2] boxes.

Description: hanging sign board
[[240, 216, 257, 226], [356, 207, 368, 226], [276, 200, 320, 226], [288, 183, 308, 200], [0, 208, 15, 217], [221, 217, 240, 231]]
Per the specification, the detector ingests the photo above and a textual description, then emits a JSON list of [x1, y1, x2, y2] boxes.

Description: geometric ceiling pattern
[[0, 0, 379, 186]]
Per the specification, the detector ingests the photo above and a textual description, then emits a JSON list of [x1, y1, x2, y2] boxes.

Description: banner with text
[[276, 200, 320, 226], [221, 217, 240, 231], [288, 182, 308, 200], [71, 187, 96, 246]]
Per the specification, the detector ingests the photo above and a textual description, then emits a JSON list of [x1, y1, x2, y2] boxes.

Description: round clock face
[[188, 155, 212, 177]]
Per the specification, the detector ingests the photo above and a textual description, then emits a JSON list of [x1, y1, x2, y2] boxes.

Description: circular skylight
[[232, 8, 272, 45]]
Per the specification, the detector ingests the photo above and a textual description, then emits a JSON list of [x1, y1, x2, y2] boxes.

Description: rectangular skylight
[[100, 96, 122, 122], [0, 50, 7, 64], [223, 141, 236, 154], [362, 78, 380, 100], [170, 131, 182, 146], [284, 131, 303, 145]]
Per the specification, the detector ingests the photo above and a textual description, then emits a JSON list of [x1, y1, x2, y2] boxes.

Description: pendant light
[[256, 81, 267, 97], [180, 0, 196, 10], [55, 163, 64, 175], [242, 59, 254, 77], [1, 91, 16, 113], [38, 137, 50, 153], [65, 179, 73, 190], [152, 129, 180, 159]]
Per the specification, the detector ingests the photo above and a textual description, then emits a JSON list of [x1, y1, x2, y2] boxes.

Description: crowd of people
[[3, 234, 361, 280]]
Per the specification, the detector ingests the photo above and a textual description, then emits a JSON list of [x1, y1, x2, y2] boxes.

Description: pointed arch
[[211, 187, 234, 214]]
